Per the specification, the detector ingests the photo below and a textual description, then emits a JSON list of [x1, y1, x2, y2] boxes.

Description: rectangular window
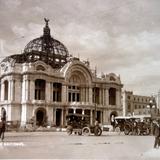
[[72, 93, 75, 101], [77, 93, 80, 102], [68, 92, 71, 102]]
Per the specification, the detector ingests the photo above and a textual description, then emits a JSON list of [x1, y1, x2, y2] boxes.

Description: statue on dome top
[[44, 18, 49, 26]]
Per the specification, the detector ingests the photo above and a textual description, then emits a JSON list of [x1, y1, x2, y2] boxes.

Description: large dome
[[2, 18, 69, 69], [24, 37, 68, 56]]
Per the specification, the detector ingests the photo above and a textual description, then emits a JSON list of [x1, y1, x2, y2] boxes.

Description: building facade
[[122, 90, 157, 116], [0, 20, 123, 127]]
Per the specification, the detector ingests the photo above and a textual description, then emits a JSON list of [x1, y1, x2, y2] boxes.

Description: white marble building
[[0, 20, 123, 127]]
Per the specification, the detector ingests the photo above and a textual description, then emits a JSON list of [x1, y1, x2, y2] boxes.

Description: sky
[[0, 0, 160, 96]]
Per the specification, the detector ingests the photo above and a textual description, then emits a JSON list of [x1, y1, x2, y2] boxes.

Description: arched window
[[4, 80, 8, 100], [35, 79, 46, 100], [109, 88, 116, 105], [110, 76, 116, 81], [36, 65, 45, 71]]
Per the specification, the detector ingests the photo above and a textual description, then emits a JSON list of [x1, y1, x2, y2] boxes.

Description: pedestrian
[[0, 107, 6, 141], [111, 115, 115, 131], [94, 118, 99, 126], [152, 120, 160, 149], [0, 120, 6, 141], [1, 107, 6, 121]]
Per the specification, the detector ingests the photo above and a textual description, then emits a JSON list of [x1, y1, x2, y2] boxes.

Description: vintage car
[[66, 113, 102, 136], [114, 116, 131, 134], [114, 115, 151, 135]]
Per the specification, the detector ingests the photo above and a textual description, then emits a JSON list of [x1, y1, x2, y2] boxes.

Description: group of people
[[0, 107, 6, 141]]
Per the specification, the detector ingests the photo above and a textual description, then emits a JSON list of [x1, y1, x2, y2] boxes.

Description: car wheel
[[67, 126, 73, 135], [94, 126, 102, 136], [124, 125, 130, 135], [78, 130, 82, 135], [115, 127, 120, 132], [82, 127, 90, 136]]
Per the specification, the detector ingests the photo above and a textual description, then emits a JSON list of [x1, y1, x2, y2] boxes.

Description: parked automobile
[[114, 116, 131, 133], [66, 113, 102, 136]]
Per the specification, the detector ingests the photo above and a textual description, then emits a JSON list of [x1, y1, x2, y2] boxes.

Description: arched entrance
[[35, 108, 46, 126]]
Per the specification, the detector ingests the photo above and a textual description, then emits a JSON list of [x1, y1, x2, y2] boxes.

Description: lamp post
[[147, 100, 155, 119], [147, 99, 157, 135], [94, 87, 97, 121]]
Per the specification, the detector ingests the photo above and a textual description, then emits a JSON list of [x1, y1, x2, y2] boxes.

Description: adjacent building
[[123, 90, 157, 116], [0, 19, 123, 127]]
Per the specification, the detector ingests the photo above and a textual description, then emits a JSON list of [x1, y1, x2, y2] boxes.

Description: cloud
[[0, 0, 160, 96], [3, 0, 21, 9], [22, 6, 44, 17], [0, 39, 6, 58], [12, 25, 27, 37]]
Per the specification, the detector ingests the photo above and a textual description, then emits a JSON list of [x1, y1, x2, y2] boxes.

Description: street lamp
[[94, 87, 97, 121], [147, 100, 155, 119], [147, 99, 157, 135]]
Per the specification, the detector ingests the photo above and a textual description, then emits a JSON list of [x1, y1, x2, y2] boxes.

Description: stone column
[[90, 110, 93, 125], [101, 111, 103, 123], [21, 77, 25, 102], [14, 79, 21, 102], [103, 88, 105, 105], [116, 89, 120, 107], [103, 110, 107, 124], [1, 82, 4, 101], [46, 81, 51, 102], [99, 88, 102, 105], [82, 109, 85, 115], [64, 109, 68, 126], [21, 104, 27, 127], [9, 80, 15, 101], [47, 106, 53, 126], [30, 80, 35, 100], [21, 76, 29, 102], [25, 80, 30, 101], [62, 84, 67, 103], [53, 108, 56, 125], [61, 109, 64, 126], [84, 87, 86, 102], [50, 82, 53, 102], [89, 87, 92, 104], [80, 87, 83, 102], [105, 88, 109, 106], [86, 87, 89, 102], [8, 79, 12, 101]]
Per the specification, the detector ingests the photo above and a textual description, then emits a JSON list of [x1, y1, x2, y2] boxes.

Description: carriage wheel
[[82, 127, 90, 136]]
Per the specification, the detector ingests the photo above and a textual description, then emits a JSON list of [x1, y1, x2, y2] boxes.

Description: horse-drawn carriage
[[66, 113, 102, 136]]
